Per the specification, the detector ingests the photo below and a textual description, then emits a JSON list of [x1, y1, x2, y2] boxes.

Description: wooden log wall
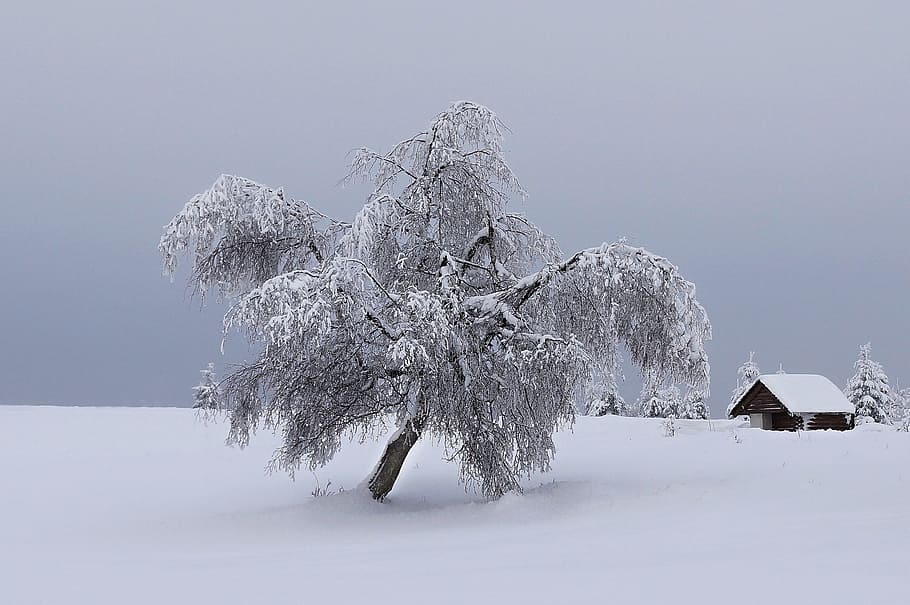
[[770, 412, 803, 431], [733, 383, 788, 415], [804, 413, 853, 431]]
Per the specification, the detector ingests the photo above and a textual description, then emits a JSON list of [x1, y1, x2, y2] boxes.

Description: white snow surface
[[2, 406, 906, 605], [756, 373, 856, 414]]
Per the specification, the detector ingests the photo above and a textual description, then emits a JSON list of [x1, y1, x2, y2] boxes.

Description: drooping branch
[[465, 242, 711, 391], [159, 174, 345, 297]]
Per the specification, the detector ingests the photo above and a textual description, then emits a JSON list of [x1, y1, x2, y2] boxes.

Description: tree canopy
[[160, 101, 711, 500]]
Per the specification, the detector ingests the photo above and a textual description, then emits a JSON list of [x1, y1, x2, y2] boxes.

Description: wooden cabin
[[728, 374, 855, 431]]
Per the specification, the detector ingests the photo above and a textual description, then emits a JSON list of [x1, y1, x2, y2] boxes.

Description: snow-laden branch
[[465, 242, 711, 391], [159, 174, 344, 297]]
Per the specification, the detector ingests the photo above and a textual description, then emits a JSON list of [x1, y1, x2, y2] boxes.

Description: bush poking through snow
[[310, 474, 342, 498]]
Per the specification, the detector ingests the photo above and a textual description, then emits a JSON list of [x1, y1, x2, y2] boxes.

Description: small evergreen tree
[[586, 337, 627, 417], [638, 382, 681, 418], [192, 363, 219, 409], [638, 382, 664, 418], [895, 387, 910, 430], [844, 343, 896, 424], [681, 388, 709, 420], [661, 385, 682, 418], [727, 352, 760, 416], [588, 388, 628, 417]]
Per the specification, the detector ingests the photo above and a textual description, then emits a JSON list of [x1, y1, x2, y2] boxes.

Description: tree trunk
[[366, 417, 424, 501]]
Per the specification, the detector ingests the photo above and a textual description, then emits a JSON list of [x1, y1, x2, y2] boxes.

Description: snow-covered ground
[[2, 406, 907, 604]]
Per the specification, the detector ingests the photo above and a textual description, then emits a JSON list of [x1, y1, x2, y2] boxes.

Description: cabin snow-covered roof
[[743, 374, 855, 415]]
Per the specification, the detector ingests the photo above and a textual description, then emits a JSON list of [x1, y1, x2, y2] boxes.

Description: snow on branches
[[161, 101, 712, 501], [159, 174, 344, 298], [727, 352, 760, 416], [192, 363, 219, 410], [845, 343, 897, 424]]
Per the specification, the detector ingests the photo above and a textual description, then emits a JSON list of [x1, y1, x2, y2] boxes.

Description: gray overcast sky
[[1, 2, 907, 412]]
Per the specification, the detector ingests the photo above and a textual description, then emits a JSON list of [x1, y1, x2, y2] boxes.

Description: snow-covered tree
[[638, 383, 664, 419], [587, 377, 629, 417], [192, 363, 219, 410], [896, 388, 910, 431], [727, 352, 760, 416], [680, 388, 709, 420], [639, 382, 682, 419], [663, 385, 682, 418], [160, 101, 711, 501], [897, 387, 910, 431], [640, 379, 707, 420], [844, 343, 896, 424]]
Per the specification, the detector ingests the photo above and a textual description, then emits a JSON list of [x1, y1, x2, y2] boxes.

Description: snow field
[[1, 406, 907, 604]]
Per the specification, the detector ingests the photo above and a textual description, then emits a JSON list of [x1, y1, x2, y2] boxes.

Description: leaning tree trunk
[[366, 416, 424, 501]]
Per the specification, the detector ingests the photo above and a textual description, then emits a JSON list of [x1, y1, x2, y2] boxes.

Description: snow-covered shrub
[[161, 101, 712, 500]]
